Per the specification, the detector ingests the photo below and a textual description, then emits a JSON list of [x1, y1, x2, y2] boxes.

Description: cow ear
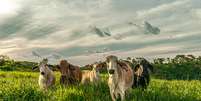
[[134, 64, 140, 71], [32, 66, 38, 70], [106, 56, 110, 63], [55, 65, 60, 70]]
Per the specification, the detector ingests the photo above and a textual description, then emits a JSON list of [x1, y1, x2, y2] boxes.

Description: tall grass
[[0, 71, 201, 101]]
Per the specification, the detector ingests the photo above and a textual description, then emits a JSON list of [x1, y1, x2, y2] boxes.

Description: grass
[[0, 71, 201, 101]]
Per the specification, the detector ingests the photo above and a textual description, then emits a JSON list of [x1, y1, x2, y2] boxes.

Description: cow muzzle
[[108, 69, 115, 74], [41, 72, 45, 75]]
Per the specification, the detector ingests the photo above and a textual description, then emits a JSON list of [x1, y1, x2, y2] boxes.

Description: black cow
[[132, 58, 154, 89]]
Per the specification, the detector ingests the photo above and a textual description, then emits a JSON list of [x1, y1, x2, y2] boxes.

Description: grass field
[[0, 71, 201, 101]]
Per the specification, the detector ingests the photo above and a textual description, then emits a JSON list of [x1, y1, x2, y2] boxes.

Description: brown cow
[[56, 60, 82, 85]]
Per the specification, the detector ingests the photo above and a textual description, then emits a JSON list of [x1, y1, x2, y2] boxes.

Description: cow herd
[[33, 55, 153, 101]]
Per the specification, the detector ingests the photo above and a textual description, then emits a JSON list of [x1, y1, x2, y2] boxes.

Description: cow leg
[[120, 91, 125, 101], [110, 88, 116, 101], [60, 76, 63, 84], [95, 77, 100, 86], [140, 77, 147, 90], [146, 75, 150, 85], [46, 76, 55, 88], [90, 76, 94, 84], [60, 75, 69, 85], [132, 75, 138, 88], [114, 91, 119, 100], [81, 78, 86, 84], [119, 86, 126, 101], [125, 88, 132, 99]]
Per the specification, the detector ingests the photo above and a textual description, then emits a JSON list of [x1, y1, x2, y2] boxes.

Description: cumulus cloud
[[0, 0, 201, 65]]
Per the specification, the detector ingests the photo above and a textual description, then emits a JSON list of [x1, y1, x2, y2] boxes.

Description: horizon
[[0, 0, 201, 65]]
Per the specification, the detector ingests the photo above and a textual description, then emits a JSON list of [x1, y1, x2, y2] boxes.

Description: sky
[[0, 0, 201, 65]]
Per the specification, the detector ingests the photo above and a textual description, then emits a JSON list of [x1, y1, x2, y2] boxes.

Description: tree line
[[1, 54, 201, 80]]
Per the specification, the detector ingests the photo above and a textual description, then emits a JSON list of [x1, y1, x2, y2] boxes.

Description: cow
[[106, 55, 133, 101], [56, 60, 82, 85], [132, 58, 153, 89], [33, 58, 55, 90], [81, 62, 101, 85]]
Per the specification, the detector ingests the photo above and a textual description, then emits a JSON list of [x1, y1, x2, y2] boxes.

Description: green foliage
[[0, 55, 37, 71], [1, 54, 201, 100], [153, 62, 201, 80], [0, 72, 201, 101]]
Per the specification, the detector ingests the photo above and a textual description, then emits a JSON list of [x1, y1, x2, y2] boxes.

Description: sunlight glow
[[0, 0, 19, 15]]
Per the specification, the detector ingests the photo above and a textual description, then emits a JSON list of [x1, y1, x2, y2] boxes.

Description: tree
[[154, 58, 165, 64], [0, 55, 11, 66]]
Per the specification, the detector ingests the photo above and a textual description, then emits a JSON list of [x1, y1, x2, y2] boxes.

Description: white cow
[[106, 55, 133, 101], [35, 59, 55, 90], [81, 63, 100, 85]]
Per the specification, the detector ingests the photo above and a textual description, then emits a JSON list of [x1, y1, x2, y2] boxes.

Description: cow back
[[117, 61, 133, 87]]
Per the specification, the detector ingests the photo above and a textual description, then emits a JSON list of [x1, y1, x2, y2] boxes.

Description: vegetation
[[0, 72, 201, 101], [0, 55, 37, 71], [153, 61, 201, 80], [0, 54, 201, 101]]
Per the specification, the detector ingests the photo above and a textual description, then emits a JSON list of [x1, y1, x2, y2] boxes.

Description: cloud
[[191, 8, 201, 19], [0, 8, 31, 38], [136, 0, 191, 19], [0, 0, 201, 65]]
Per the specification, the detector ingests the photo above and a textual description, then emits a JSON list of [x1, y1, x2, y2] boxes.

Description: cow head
[[59, 60, 69, 68], [38, 58, 49, 76], [140, 59, 154, 73], [134, 64, 143, 77], [92, 62, 100, 73], [106, 55, 118, 75], [56, 59, 74, 76]]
